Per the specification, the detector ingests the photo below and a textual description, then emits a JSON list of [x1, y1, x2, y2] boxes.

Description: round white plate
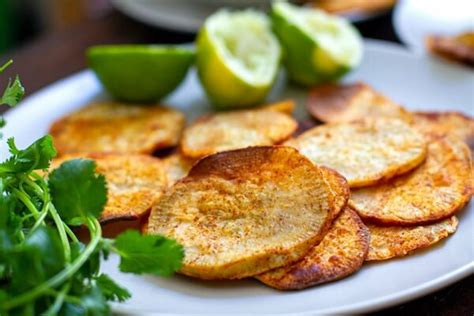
[[393, 0, 474, 52], [2, 40, 473, 314], [110, 0, 388, 33]]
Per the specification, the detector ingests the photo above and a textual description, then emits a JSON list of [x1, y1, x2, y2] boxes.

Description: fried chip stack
[[47, 83, 472, 290]]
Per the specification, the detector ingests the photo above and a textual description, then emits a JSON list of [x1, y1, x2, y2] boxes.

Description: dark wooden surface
[[1, 9, 473, 315]]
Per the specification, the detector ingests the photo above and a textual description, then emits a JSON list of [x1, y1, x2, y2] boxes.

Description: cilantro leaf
[[95, 274, 131, 302], [114, 230, 183, 276], [1, 76, 25, 107], [48, 159, 107, 223], [0, 136, 57, 174], [69, 285, 110, 316], [7, 227, 65, 294]]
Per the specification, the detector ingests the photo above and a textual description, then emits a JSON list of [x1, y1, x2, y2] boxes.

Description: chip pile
[[48, 83, 472, 290]]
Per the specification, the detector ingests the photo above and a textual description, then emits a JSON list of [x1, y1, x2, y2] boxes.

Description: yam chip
[[414, 111, 474, 152], [320, 166, 350, 218], [261, 99, 295, 115], [180, 108, 297, 158], [426, 32, 474, 67], [162, 153, 195, 185], [286, 118, 427, 187], [350, 134, 472, 225], [366, 216, 459, 261], [50, 102, 185, 155], [147, 146, 334, 280], [257, 208, 369, 290], [307, 82, 412, 123], [313, 0, 396, 14], [50, 153, 167, 223]]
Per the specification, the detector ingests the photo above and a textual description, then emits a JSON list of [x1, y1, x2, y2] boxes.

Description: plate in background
[[2, 40, 473, 314], [394, 0, 474, 52], [111, 0, 392, 33]]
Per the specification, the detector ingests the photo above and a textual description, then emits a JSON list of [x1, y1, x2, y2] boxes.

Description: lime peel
[[272, 2, 363, 86], [87, 45, 194, 103], [197, 9, 281, 109]]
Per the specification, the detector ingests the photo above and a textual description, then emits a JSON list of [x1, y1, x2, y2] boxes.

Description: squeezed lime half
[[87, 45, 194, 103], [196, 9, 281, 109], [272, 2, 363, 86]]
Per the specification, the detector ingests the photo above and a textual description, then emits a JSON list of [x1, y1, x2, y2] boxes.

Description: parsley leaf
[[95, 274, 131, 302], [0, 136, 57, 174], [1, 76, 25, 107], [48, 159, 107, 223], [114, 230, 184, 276]]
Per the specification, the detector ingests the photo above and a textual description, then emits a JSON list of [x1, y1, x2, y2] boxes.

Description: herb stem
[[2, 217, 102, 310], [42, 282, 71, 315], [64, 224, 79, 244], [27, 172, 80, 243], [24, 176, 44, 197], [0, 60, 13, 72], [49, 203, 71, 263], [29, 208, 49, 233], [11, 187, 40, 218], [43, 287, 82, 305]]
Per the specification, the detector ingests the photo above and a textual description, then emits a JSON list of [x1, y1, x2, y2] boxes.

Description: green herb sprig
[[0, 61, 184, 315]]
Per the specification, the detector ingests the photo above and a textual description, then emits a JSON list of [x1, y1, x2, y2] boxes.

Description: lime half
[[87, 45, 194, 103], [272, 2, 362, 86], [197, 9, 281, 109]]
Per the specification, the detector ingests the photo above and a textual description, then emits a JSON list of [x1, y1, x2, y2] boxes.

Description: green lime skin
[[87, 45, 194, 103], [196, 28, 274, 110], [271, 9, 352, 87]]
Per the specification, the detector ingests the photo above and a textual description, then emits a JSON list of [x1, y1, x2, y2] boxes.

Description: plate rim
[[110, 0, 393, 33], [4, 39, 473, 315]]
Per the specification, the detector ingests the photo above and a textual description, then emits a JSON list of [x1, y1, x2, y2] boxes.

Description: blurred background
[[0, 0, 111, 53], [0, 0, 402, 55], [0, 0, 471, 108], [0, 0, 406, 94]]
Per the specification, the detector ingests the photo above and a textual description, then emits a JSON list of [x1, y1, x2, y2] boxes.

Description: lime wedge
[[196, 9, 281, 109], [272, 2, 363, 86], [87, 45, 194, 103]]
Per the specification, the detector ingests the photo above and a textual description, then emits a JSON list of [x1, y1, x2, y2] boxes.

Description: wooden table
[[1, 9, 472, 315]]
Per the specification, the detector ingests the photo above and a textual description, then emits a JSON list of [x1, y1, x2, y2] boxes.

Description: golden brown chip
[[313, 0, 396, 14], [285, 118, 427, 188], [50, 102, 185, 155], [426, 32, 474, 67], [414, 111, 474, 152], [366, 216, 458, 261], [147, 146, 334, 280], [261, 99, 295, 115], [256, 208, 369, 290], [162, 153, 195, 186], [306, 82, 413, 124], [50, 153, 167, 223], [350, 134, 472, 225], [320, 166, 350, 218], [180, 108, 297, 159]]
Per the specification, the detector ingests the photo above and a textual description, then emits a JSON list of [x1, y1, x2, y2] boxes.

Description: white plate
[[110, 0, 211, 33], [393, 0, 474, 52], [110, 0, 387, 33], [2, 40, 473, 314]]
